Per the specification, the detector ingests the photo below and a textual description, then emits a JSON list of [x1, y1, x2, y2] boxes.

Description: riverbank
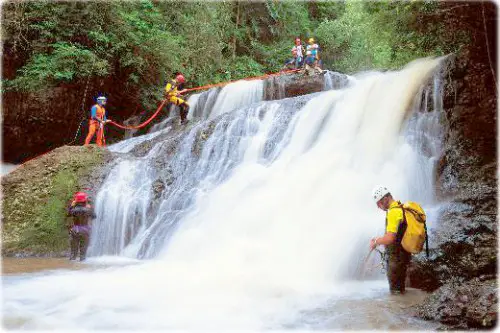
[[2, 257, 86, 275]]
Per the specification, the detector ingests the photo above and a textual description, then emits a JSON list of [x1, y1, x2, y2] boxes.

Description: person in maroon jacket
[[67, 191, 96, 261]]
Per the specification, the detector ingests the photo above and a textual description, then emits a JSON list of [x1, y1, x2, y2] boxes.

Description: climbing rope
[[67, 43, 99, 146], [108, 100, 167, 130], [481, 2, 497, 96], [182, 68, 300, 93], [359, 248, 386, 279], [108, 69, 299, 129], [66, 79, 91, 145], [8, 69, 299, 172]]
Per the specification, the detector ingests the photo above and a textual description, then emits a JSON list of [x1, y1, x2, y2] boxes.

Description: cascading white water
[[146, 79, 263, 134], [1, 163, 16, 176], [208, 79, 264, 120], [3, 57, 445, 330], [323, 70, 354, 90]]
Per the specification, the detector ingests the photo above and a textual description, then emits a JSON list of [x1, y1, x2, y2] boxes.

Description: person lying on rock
[[67, 191, 96, 261]]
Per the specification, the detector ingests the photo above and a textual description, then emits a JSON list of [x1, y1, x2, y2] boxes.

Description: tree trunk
[[232, 1, 240, 60]]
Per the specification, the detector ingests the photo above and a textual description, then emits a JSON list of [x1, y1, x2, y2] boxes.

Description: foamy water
[[2, 57, 445, 330]]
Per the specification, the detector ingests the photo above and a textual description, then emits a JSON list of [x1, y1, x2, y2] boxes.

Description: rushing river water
[[2, 57, 446, 330], [2, 257, 437, 330]]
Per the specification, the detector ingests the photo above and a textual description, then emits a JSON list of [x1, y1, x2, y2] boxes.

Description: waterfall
[[323, 70, 354, 90], [1, 163, 16, 176], [207, 79, 264, 120], [146, 79, 263, 134], [3, 57, 446, 330]]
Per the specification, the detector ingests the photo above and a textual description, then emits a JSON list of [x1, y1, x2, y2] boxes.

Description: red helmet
[[176, 74, 185, 84], [74, 192, 88, 203]]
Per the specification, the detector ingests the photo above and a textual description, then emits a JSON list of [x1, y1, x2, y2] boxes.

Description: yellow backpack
[[391, 201, 429, 256]]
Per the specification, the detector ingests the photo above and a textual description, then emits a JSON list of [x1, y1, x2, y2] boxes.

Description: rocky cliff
[[407, 2, 497, 329]]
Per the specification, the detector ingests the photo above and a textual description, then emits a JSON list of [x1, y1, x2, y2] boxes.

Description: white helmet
[[372, 185, 390, 203]]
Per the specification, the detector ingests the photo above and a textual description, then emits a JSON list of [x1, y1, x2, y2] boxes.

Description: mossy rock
[[2, 145, 113, 256]]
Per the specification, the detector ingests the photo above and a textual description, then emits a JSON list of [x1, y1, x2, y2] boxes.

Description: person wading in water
[[67, 191, 96, 261]]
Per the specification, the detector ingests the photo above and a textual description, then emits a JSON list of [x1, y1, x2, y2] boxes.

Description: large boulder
[[2, 145, 114, 256]]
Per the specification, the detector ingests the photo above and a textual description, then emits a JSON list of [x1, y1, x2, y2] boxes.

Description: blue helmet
[[97, 96, 107, 105]]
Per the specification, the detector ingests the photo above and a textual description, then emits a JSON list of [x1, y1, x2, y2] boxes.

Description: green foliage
[[7, 42, 108, 91], [2, 0, 474, 97], [314, 0, 467, 73], [308, 1, 346, 22]]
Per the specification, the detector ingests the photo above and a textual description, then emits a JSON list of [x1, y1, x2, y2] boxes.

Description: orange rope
[[7, 69, 299, 172], [182, 69, 300, 93], [109, 69, 299, 130], [7, 68, 298, 175], [108, 100, 167, 130]]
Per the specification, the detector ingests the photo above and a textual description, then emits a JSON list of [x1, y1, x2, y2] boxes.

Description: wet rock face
[[409, 66, 497, 323], [3, 81, 139, 164], [408, 3, 497, 329], [264, 72, 349, 100], [416, 278, 497, 329], [408, 54, 497, 290]]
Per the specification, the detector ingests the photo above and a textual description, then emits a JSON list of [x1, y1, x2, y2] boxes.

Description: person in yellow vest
[[84, 95, 111, 146], [369, 185, 411, 295], [164, 73, 189, 125]]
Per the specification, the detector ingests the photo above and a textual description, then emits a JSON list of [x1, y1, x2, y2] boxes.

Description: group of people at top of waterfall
[[282, 37, 324, 75]]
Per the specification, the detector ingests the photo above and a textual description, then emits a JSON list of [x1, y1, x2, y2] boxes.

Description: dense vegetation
[[3, 0, 470, 105]]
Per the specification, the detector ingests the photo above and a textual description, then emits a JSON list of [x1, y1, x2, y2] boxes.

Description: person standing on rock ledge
[[67, 191, 96, 261], [369, 186, 412, 295], [84, 95, 111, 146]]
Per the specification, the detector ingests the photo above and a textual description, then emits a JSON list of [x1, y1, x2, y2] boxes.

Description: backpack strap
[[404, 207, 426, 223], [424, 224, 429, 258], [390, 202, 429, 258]]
